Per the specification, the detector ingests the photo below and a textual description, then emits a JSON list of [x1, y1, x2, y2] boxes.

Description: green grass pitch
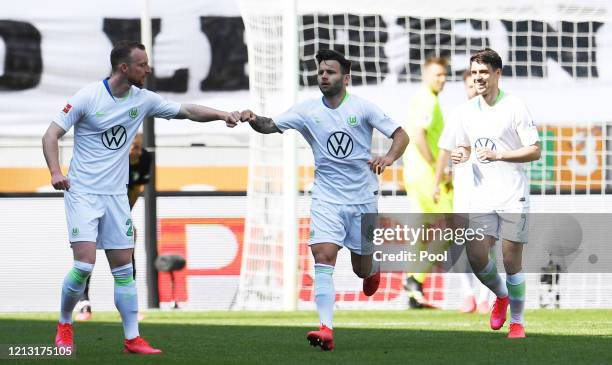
[[1, 310, 611, 364]]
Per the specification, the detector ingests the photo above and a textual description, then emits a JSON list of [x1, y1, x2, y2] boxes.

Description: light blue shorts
[[64, 191, 134, 249], [309, 198, 377, 255], [469, 207, 529, 243]]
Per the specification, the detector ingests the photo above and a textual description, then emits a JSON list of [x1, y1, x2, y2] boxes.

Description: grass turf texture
[[1, 310, 611, 365]]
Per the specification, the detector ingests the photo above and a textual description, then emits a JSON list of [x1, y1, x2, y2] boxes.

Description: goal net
[[236, 0, 612, 310]]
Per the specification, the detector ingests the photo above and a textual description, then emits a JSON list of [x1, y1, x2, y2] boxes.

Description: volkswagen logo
[[102, 125, 127, 150], [474, 137, 496, 164], [327, 131, 353, 159]]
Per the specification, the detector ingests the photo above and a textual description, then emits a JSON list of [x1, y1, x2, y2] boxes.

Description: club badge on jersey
[[474, 137, 497, 164]]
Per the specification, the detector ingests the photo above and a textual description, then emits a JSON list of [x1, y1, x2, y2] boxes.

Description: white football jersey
[[455, 91, 539, 211], [274, 93, 401, 204], [53, 80, 180, 195]]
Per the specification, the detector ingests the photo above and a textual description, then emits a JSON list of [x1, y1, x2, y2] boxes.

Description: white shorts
[[309, 199, 377, 255], [64, 191, 134, 249], [469, 208, 529, 243]]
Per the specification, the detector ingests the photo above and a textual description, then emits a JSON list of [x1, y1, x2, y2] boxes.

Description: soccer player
[[42, 40, 241, 354], [239, 49, 409, 351], [402, 57, 449, 308], [435, 70, 494, 314], [451, 48, 540, 338], [75, 133, 151, 321]]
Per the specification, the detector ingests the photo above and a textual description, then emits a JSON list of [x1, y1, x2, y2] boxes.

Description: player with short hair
[[239, 49, 409, 351], [402, 57, 450, 308], [435, 70, 494, 314], [42, 40, 240, 354], [451, 48, 540, 338]]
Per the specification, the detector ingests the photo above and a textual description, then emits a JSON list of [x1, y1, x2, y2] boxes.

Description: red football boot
[[508, 323, 526, 338], [490, 296, 509, 330], [307, 325, 334, 351], [123, 336, 162, 354], [55, 322, 73, 349]]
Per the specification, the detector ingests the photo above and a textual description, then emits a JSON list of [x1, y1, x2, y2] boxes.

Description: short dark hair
[[315, 49, 351, 74], [470, 48, 503, 71], [110, 40, 145, 71]]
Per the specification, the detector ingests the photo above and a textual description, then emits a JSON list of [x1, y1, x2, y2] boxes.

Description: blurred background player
[[240, 49, 409, 351], [434, 70, 494, 314], [401, 57, 449, 308], [451, 48, 540, 338], [75, 133, 151, 321], [126, 133, 152, 210], [42, 40, 241, 354]]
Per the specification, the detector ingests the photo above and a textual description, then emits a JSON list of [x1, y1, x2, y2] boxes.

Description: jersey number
[[126, 219, 134, 237]]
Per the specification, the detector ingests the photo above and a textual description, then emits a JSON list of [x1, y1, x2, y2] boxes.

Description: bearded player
[[240, 49, 409, 350]]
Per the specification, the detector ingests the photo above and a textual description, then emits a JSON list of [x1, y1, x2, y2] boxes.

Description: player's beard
[[319, 80, 343, 98], [128, 76, 145, 88]]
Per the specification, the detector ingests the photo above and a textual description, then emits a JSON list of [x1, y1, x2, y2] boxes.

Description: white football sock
[[506, 272, 526, 324], [475, 260, 508, 298], [112, 263, 139, 339], [314, 264, 335, 330], [60, 261, 94, 324]]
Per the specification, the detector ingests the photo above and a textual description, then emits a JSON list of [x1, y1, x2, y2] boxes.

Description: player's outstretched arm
[[368, 127, 409, 174], [176, 104, 240, 128], [451, 146, 470, 164], [239, 110, 281, 134], [42, 122, 70, 190], [476, 142, 540, 163]]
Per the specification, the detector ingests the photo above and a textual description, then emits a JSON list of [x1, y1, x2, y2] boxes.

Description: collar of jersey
[[477, 89, 505, 110], [321, 92, 350, 109], [103, 78, 131, 102]]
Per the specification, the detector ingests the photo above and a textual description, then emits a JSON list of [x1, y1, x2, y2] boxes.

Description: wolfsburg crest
[[128, 107, 139, 119]]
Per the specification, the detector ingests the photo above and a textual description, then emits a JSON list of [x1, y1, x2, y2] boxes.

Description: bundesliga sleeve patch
[[62, 103, 72, 114]]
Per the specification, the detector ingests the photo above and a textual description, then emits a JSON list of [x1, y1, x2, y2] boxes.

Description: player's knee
[[74, 260, 94, 273], [314, 256, 335, 266], [312, 251, 336, 266], [111, 263, 135, 286], [65, 261, 94, 289], [107, 249, 134, 269], [470, 259, 488, 273], [503, 257, 522, 273], [467, 252, 487, 271], [72, 243, 97, 264]]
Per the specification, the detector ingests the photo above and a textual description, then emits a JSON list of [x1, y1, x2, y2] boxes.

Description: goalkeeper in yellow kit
[[402, 57, 450, 308]]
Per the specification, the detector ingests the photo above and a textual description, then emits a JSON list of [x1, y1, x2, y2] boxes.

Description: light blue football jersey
[[53, 80, 180, 195], [274, 93, 401, 204]]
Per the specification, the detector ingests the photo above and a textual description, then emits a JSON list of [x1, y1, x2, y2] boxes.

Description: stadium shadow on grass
[[1, 315, 611, 365]]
